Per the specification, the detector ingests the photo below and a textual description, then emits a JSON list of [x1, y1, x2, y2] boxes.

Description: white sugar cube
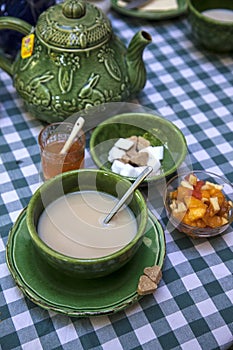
[[108, 146, 125, 162], [114, 138, 134, 151], [152, 146, 164, 160], [111, 159, 126, 174], [147, 154, 161, 173], [141, 146, 164, 160], [119, 163, 135, 177], [132, 166, 147, 177], [139, 146, 162, 173]]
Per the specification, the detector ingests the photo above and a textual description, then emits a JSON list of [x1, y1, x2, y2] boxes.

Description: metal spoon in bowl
[[103, 165, 153, 225], [53, 166, 152, 250]]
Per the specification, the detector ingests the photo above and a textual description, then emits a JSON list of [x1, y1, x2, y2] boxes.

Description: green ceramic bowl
[[90, 113, 187, 183], [188, 0, 233, 52], [26, 169, 148, 278]]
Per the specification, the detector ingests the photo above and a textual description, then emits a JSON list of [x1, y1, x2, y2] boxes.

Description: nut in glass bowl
[[164, 170, 233, 238]]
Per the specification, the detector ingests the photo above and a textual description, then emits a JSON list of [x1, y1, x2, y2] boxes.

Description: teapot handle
[[0, 17, 32, 76]]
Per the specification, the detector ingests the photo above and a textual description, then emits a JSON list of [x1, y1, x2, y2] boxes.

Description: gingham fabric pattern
[[1, 8, 233, 350]]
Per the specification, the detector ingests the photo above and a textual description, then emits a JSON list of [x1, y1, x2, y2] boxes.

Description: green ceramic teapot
[[0, 0, 152, 123]]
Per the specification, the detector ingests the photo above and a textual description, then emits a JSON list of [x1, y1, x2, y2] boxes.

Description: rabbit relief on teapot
[[0, 0, 152, 123]]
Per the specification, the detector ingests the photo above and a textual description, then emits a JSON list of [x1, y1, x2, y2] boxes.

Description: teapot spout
[[126, 31, 152, 95]]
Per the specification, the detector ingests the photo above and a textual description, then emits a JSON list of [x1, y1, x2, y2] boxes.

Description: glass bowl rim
[[164, 170, 233, 236]]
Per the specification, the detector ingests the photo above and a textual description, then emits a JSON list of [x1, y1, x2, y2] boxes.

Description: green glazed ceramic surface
[[111, 0, 187, 20], [6, 209, 165, 317], [188, 0, 233, 52], [0, 0, 152, 123], [90, 113, 187, 183], [26, 169, 148, 278]]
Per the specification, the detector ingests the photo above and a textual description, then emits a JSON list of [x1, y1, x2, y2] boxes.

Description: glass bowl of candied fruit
[[164, 170, 233, 238]]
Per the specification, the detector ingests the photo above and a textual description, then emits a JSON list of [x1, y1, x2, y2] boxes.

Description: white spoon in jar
[[59, 116, 85, 155]]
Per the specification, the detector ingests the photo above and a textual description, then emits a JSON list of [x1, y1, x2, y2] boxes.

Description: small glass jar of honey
[[38, 122, 85, 180]]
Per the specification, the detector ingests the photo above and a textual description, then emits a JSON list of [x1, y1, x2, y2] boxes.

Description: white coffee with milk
[[37, 191, 138, 258], [202, 9, 233, 22]]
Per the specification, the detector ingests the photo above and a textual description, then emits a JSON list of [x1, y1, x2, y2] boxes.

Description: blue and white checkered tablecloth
[[1, 7, 233, 350]]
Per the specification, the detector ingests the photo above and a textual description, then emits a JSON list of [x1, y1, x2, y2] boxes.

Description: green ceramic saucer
[[6, 209, 165, 317], [111, 0, 187, 20]]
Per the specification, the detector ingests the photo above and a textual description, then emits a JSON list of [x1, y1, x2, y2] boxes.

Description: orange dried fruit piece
[[210, 189, 225, 206], [170, 190, 178, 200], [183, 196, 207, 221], [187, 207, 207, 222], [202, 215, 228, 228], [201, 189, 210, 202], [182, 213, 195, 226], [183, 216, 206, 228], [195, 219, 207, 228], [219, 199, 231, 217], [184, 196, 206, 209], [177, 186, 192, 200]]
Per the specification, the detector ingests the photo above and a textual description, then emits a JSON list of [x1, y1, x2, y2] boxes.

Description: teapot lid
[[36, 0, 112, 51]]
